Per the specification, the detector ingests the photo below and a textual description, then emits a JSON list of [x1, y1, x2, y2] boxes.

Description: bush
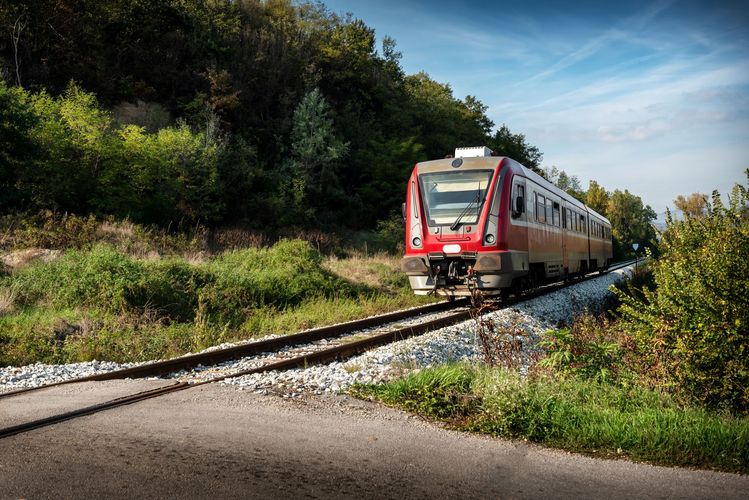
[[537, 315, 628, 384], [203, 239, 346, 322], [616, 175, 749, 411]]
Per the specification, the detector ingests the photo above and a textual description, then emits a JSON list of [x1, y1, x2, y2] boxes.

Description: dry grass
[[0, 288, 15, 316], [0, 248, 62, 271], [323, 252, 402, 289]]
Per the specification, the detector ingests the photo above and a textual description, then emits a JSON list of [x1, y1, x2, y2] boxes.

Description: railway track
[[0, 299, 467, 399], [0, 259, 637, 439]]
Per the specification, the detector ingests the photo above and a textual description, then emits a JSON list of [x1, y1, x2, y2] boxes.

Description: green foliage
[[0, 79, 37, 210], [616, 175, 749, 411], [355, 363, 749, 472], [4, 82, 227, 225], [538, 316, 627, 384], [202, 239, 345, 324], [607, 189, 658, 252], [0, 2, 537, 232], [404, 72, 491, 160], [281, 88, 348, 224], [356, 364, 478, 419], [0, 1, 550, 233], [6, 245, 209, 321], [585, 180, 609, 215], [3, 240, 346, 325]]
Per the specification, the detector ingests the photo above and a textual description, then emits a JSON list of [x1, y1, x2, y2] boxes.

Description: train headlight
[[485, 234, 495, 244], [412, 237, 422, 247]]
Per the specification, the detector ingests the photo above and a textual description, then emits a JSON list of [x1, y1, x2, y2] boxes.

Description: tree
[[282, 88, 348, 224], [0, 79, 37, 210], [404, 72, 490, 159], [586, 180, 610, 216], [487, 124, 543, 173], [674, 192, 708, 218], [606, 189, 657, 253]]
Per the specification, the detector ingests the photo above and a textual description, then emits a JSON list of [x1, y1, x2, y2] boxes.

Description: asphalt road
[[1, 383, 747, 499]]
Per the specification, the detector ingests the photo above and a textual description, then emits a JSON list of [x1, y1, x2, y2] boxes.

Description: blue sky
[[322, 0, 749, 218]]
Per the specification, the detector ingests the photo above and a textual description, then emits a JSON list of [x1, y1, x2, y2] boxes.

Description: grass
[[352, 363, 749, 473], [0, 240, 433, 366]]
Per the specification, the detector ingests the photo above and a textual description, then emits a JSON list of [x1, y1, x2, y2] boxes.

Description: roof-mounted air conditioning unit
[[454, 146, 493, 158]]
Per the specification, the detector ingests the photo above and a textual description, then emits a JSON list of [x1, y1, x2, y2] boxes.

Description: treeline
[[0, 0, 540, 231]]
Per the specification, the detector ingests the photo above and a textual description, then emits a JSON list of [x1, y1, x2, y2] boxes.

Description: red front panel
[[404, 162, 505, 256]]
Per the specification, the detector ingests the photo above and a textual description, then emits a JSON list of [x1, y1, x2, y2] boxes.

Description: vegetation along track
[[0, 260, 636, 439]]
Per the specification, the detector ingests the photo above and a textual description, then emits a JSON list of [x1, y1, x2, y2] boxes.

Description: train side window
[[512, 184, 525, 218], [580, 214, 586, 233], [546, 198, 552, 224], [561, 207, 567, 229], [535, 193, 546, 223], [551, 201, 562, 227]]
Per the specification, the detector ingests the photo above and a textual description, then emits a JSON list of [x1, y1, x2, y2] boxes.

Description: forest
[[0, 0, 655, 253]]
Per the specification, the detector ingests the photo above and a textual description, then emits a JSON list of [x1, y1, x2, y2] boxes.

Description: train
[[401, 146, 613, 298]]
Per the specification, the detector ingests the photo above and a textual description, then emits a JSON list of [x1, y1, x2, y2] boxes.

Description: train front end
[[401, 148, 512, 298]]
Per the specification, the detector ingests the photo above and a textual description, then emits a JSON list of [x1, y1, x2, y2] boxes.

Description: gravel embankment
[[0, 266, 632, 394]]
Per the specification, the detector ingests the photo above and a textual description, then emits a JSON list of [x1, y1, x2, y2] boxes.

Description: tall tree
[[0, 79, 37, 210], [674, 192, 708, 218], [586, 180, 610, 215], [282, 88, 348, 224], [606, 189, 657, 251]]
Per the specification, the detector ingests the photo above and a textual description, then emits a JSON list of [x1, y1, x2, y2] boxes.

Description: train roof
[[414, 156, 611, 226]]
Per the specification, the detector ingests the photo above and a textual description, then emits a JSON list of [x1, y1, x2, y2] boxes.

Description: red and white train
[[401, 147, 613, 298]]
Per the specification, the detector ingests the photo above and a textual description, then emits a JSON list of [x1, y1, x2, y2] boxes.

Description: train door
[[509, 177, 529, 274], [561, 204, 568, 276]]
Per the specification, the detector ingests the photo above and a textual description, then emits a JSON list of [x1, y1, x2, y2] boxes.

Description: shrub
[[5, 245, 211, 320], [616, 175, 749, 411], [537, 315, 628, 384], [203, 239, 345, 323]]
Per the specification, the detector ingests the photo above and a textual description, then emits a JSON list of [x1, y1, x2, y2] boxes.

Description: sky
[[322, 0, 749, 219]]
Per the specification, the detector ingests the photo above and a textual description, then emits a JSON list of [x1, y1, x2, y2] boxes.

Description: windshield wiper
[[450, 186, 481, 231]]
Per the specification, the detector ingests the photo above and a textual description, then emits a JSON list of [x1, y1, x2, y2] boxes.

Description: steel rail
[[0, 382, 191, 439]]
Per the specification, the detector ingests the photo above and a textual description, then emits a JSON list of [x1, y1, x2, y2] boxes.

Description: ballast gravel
[[0, 266, 633, 395]]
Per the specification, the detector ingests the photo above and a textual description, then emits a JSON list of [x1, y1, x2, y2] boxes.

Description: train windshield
[[418, 170, 493, 227]]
